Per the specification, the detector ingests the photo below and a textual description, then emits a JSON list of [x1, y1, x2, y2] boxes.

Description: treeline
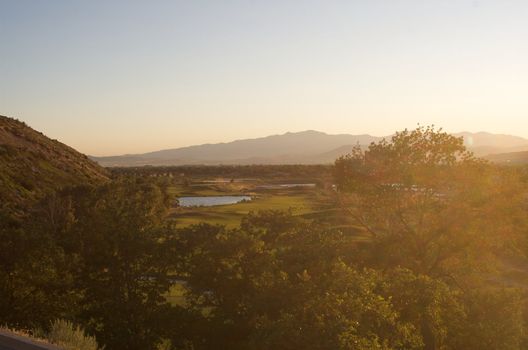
[[2, 127, 528, 349], [110, 164, 333, 181]]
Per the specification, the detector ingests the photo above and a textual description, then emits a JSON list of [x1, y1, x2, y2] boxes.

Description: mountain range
[[91, 130, 528, 167]]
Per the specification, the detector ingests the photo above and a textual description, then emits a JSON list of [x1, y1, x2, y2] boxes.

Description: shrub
[[47, 320, 100, 350]]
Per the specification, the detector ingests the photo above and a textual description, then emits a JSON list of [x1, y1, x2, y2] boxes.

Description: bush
[[47, 320, 100, 350]]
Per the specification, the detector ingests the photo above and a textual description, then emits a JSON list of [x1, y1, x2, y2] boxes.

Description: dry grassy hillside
[[0, 115, 108, 214]]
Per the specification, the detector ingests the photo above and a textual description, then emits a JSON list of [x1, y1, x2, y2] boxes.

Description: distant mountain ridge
[[0, 115, 108, 214], [454, 132, 528, 155], [92, 130, 528, 167]]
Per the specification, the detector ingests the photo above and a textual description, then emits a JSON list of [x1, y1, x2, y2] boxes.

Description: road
[[0, 331, 59, 350]]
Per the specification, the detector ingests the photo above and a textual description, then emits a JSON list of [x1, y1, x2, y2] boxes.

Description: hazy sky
[[1, 1, 527, 156]]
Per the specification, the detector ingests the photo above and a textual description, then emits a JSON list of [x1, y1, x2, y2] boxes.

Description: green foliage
[[447, 288, 525, 350], [0, 177, 178, 349], [53, 178, 174, 350], [0, 208, 79, 329], [169, 212, 421, 349], [334, 126, 525, 279]]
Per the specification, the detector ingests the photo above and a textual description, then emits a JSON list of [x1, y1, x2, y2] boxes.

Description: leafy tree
[[172, 212, 423, 349], [251, 263, 423, 350], [447, 287, 525, 350], [0, 208, 78, 330], [334, 126, 524, 280], [62, 178, 174, 349], [16, 177, 176, 349], [334, 126, 528, 349], [379, 269, 465, 350]]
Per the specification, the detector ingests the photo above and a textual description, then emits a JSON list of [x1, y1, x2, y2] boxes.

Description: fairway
[[170, 192, 316, 227], [165, 283, 187, 307], [166, 176, 330, 227]]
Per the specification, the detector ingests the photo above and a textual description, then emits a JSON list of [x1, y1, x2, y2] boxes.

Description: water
[[257, 183, 316, 189], [178, 196, 252, 207]]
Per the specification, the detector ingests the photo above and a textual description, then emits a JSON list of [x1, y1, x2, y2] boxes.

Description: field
[[168, 180, 329, 228], [165, 283, 187, 307], [141, 164, 374, 238]]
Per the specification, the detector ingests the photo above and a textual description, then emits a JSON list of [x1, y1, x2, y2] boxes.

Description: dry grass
[[1, 320, 101, 350]]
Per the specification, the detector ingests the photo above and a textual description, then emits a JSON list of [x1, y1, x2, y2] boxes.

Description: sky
[[1, 0, 527, 156]]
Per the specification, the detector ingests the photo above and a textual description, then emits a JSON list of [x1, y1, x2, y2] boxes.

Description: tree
[[23, 177, 175, 349], [334, 126, 528, 349], [334, 126, 524, 280], [67, 178, 174, 349], [446, 287, 525, 350], [0, 207, 79, 330], [172, 212, 423, 349]]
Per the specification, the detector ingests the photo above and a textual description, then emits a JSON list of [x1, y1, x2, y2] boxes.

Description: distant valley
[[92, 130, 528, 167]]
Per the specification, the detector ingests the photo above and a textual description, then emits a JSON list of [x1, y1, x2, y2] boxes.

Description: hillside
[[0, 115, 109, 214], [485, 151, 528, 164], [92, 130, 528, 167]]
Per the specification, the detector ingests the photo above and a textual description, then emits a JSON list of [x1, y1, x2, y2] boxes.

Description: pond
[[178, 196, 252, 207], [257, 183, 316, 189]]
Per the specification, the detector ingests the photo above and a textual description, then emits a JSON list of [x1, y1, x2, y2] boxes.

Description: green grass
[[171, 193, 315, 227], [165, 283, 187, 307], [167, 180, 326, 228], [167, 182, 373, 245], [168, 183, 248, 197]]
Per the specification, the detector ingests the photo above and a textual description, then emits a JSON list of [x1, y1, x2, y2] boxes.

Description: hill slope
[[485, 151, 528, 164], [0, 115, 108, 214], [92, 130, 528, 167]]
